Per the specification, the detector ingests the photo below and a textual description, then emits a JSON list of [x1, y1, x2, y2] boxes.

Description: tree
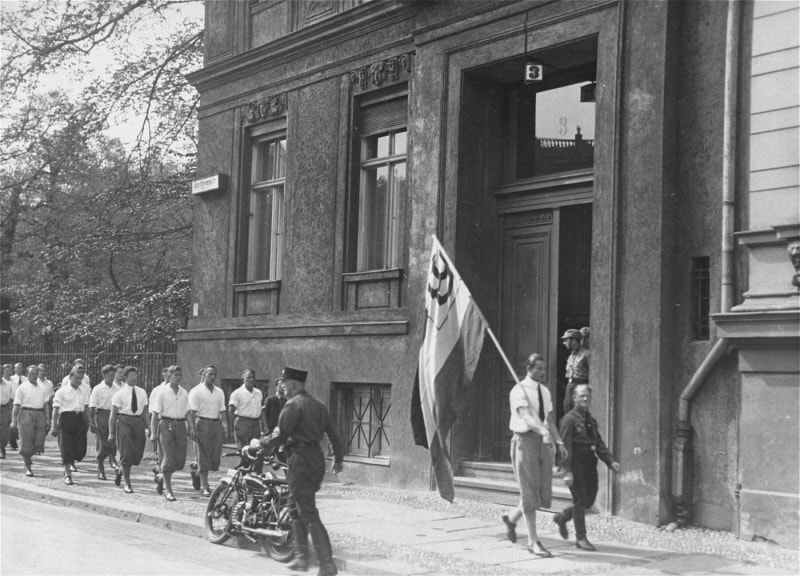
[[1, 0, 203, 344]]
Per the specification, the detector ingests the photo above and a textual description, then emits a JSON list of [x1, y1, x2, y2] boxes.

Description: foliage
[[0, 0, 204, 344]]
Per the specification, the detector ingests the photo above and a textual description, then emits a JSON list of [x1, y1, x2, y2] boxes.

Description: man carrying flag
[[411, 236, 488, 502]]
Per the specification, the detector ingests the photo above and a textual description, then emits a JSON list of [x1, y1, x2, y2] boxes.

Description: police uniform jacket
[[268, 391, 343, 462], [558, 407, 615, 475]]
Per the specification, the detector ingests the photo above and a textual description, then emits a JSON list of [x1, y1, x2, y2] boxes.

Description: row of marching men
[[0, 359, 288, 502]]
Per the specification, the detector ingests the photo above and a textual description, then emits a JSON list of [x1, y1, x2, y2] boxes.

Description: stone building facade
[[181, 0, 799, 546]]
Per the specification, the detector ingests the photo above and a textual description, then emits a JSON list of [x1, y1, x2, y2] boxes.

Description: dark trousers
[[233, 416, 261, 450], [0, 402, 12, 452], [117, 415, 146, 466], [59, 412, 88, 465], [287, 444, 334, 567], [95, 410, 114, 463], [158, 419, 188, 474], [562, 449, 599, 539]]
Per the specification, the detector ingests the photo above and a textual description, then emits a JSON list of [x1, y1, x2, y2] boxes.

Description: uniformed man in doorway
[[262, 367, 344, 576], [562, 328, 590, 414], [553, 384, 620, 551]]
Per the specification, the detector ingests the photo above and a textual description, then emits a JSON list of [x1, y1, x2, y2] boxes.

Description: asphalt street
[[0, 494, 321, 576]]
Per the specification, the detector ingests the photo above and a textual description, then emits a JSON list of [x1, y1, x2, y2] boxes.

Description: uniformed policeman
[[561, 328, 590, 414], [554, 384, 620, 551], [262, 367, 344, 576]]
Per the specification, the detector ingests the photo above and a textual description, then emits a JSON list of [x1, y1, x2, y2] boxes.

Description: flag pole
[[430, 235, 519, 385], [485, 326, 520, 385]]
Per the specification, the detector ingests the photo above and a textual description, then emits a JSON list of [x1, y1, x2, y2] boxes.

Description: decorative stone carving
[[788, 239, 800, 289], [504, 209, 553, 228], [244, 93, 288, 124], [349, 53, 413, 93]]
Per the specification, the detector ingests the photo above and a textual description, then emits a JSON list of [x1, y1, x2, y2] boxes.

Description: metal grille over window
[[340, 384, 390, 459]]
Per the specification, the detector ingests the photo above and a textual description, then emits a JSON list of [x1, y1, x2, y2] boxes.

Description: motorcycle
[[204, 439, 294, 562]]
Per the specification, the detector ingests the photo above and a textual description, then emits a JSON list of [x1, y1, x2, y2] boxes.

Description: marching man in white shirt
[[52, 366, 90, 485], [109, 366, 149, 494], [11, 365, 50, 477], [228, 368, 264, 450], [501, 353, 567, 558], [89, 365, 121, 480], [150, 365, 192, 501]]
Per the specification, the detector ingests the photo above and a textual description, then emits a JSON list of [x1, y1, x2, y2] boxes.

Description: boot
[[308, 521, 337, 576], [553, 512, 569, 540], [287, 519, 309, 572]]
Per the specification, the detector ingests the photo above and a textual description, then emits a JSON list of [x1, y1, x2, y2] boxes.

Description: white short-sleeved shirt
[[13, 381, 49, 409], [508, 376, 552, 434], [111, 384, 148, 416], [149, 382, 167, 406], [53, 385, 88, 413], [1, 377, 19, 405], [89, 382, 121, 410], [229, 385, 263, 419], [152, 385, 189, 419], [188, 384, 226, 419], [37, 378, 54, 402]]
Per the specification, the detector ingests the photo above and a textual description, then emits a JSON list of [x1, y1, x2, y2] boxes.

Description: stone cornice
[[176, 319, 409, 341], [186, 1, 412, 93], [713, 309, 800, 345]]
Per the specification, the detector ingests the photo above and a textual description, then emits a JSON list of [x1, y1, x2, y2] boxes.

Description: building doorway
[[493, 199, 593, 461]]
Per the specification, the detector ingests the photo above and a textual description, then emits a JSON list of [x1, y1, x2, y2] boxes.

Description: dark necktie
[[537, 384, 545, 422], [131, 386, 138, 414]]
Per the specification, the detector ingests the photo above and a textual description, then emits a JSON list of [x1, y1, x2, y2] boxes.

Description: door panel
[[494, 215, 552, 460]]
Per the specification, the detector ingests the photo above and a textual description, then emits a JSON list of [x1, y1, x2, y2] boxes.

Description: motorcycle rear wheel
[[205, 484, 237, 544], [263, 534, 294, 563], [262, 494, 294, 562]]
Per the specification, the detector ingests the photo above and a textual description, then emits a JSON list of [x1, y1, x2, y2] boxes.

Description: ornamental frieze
[[244, 93, 288, 124], [349, 53, 413, 93], [504, 209, 553, 228]]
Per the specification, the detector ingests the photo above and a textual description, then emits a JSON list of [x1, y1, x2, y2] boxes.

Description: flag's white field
[[415, 236, 487, 501]]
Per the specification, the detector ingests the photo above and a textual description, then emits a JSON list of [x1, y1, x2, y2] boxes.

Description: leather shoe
[[201, 487, 212, 497], [576, 537, 596, 551], [64, 476, 74, 486], [165, 492, 176, 502], [317, 561, 338, 576], [25, 469, 34, 477], [156, 474, 164, 495], [529, 541, 552, 558], [114, 468, 122, 486], [501, 513, 517, 543], [97, 471, 107, 481], [553, 513, 569, 540]]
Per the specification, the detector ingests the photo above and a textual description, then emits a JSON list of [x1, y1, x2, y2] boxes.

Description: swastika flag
[[410, 235, 488, 502]]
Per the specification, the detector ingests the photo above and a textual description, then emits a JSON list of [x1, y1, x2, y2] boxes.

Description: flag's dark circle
[[428, 253, 451, 305]]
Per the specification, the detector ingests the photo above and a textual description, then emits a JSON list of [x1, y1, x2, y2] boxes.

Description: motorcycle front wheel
[[205, 484, 237, 544]]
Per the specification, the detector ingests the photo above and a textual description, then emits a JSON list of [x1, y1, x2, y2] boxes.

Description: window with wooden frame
[[348, 91, 408, 273], [246, 131, 286, 282]]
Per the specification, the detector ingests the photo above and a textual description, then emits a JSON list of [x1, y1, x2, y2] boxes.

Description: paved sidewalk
[[1, 437, 797, 575]]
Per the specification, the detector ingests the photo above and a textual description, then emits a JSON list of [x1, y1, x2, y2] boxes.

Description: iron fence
[[0, 339, 177, 395]]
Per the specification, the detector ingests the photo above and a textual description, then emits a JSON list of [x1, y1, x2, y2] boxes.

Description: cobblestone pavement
[[1, 435, 797, 575]]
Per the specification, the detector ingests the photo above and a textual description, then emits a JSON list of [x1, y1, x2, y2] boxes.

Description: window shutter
[[360, 97, 407, 134]]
